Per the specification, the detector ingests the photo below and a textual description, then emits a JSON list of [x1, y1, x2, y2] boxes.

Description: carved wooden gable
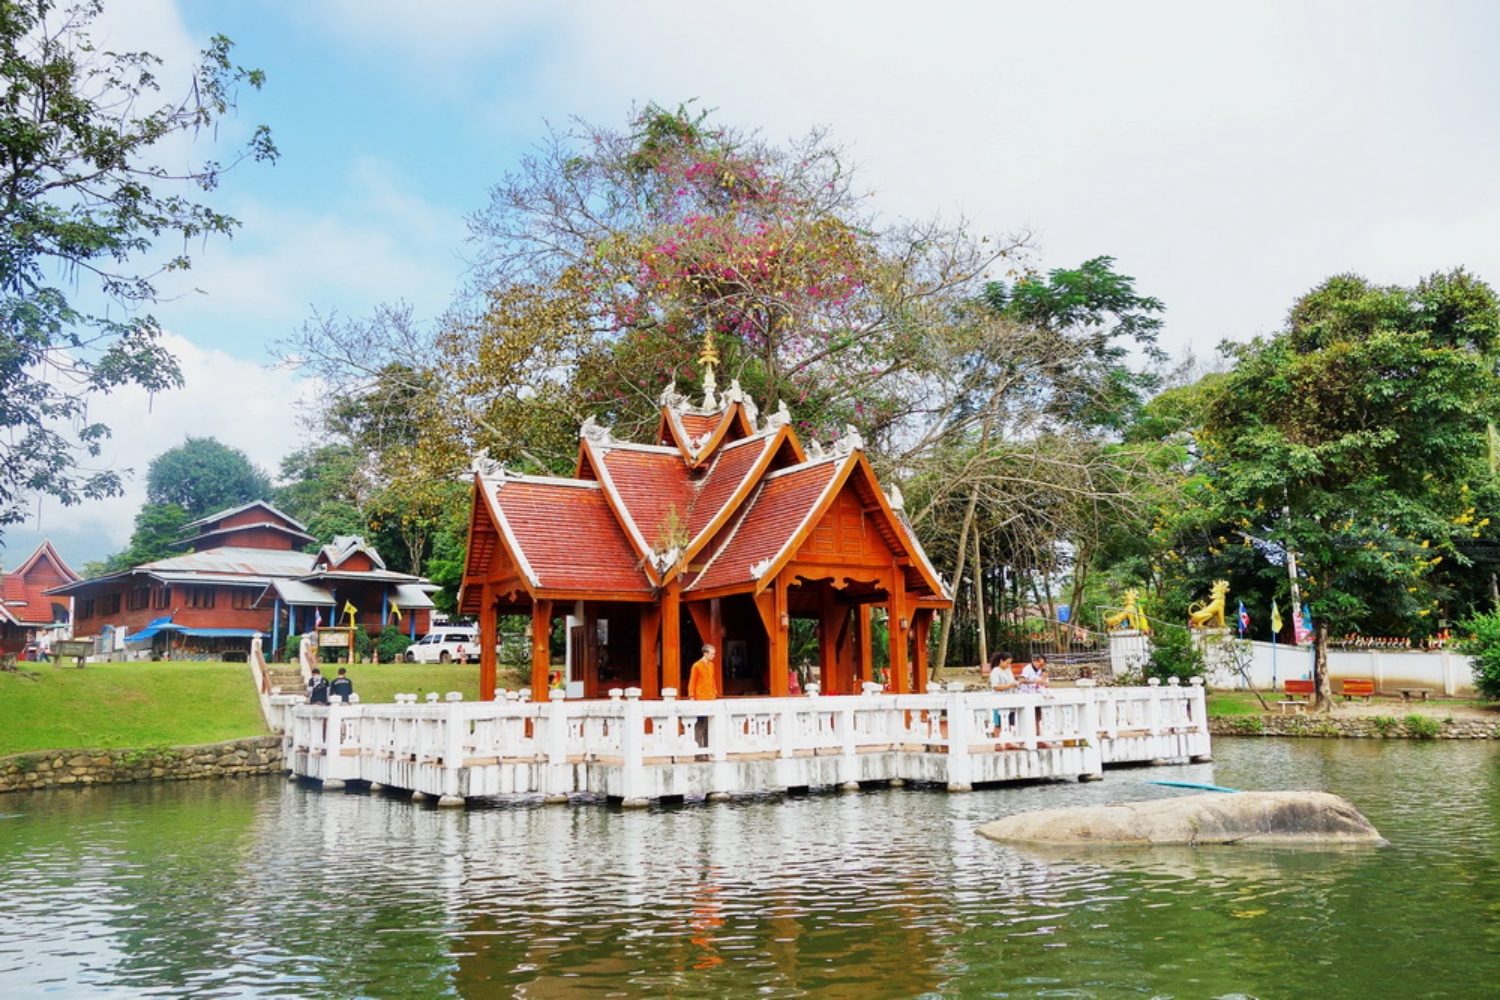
[[797, 485, 893, 565]]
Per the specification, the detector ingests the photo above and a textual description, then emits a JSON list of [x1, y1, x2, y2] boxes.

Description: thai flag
[[1237, 600, 1249, 635], [314, 609, 323, 629]]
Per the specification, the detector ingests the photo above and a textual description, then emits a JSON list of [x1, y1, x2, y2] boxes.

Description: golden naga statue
[[1104, 589, 1149, 632], [1188, 580, 1230, 629]]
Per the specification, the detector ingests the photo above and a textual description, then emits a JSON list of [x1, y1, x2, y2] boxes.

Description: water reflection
[[2, 740, 1499, 997]]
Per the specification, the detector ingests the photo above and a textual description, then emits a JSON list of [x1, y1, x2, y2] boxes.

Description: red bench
[[1340, 678, 1376, 702], [1279, 678, 1313, 713]]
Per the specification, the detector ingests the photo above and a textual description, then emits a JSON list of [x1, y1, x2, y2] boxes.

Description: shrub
[[284, 633, 301, 662], [1232, 716, 1265, 735], [1371, 715, 1400, 736], [1455, 610, 1500, 701], [1404, 714, 1441, 739], [1145, 626, 1205, 682], [376, 630, 412, 664]]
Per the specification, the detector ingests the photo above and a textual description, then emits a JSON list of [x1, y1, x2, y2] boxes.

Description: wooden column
[[887, 574, 909, 693], [478, 584, 497, 701], [818, 589, 839, 694], [661, 582, 682, 694], [638, 604, 661, 699], [769, 572, 790, 695], [581, 604, 598, 699], [530, 599, 553, 696], [856, 603, 873, 688], [912, 607, 933, 693], [710, 597, 724, 694]]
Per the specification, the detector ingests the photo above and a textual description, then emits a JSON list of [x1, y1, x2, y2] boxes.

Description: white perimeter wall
[[1108, 630, 1475, 697]]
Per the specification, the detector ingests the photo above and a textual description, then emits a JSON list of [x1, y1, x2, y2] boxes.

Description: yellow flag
[[343, 600, 357, 624], [1270, 599, 1282, 635], [389, 600, 401, 622]]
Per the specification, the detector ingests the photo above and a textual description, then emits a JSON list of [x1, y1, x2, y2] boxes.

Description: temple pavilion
[[458, 368, 951, 701]]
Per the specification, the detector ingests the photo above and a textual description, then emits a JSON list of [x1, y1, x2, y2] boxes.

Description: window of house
[[185, 587, 215, 609], [103, 593, 121, 615], [153, 586, 171, 610], [231, 589, 255, 610], [126, 585, 150, 611], [79, 597, 95, 620]]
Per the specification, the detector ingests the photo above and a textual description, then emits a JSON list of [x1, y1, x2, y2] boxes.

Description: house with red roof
[[49, 502, 435, 659], [0, 541, 77, 657], [460, 371, 950, 701]]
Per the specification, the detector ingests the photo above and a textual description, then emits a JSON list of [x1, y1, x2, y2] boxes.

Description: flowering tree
[[462, 102, 1025, 450]]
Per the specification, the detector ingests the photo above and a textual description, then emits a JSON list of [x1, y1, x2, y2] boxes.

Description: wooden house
[[459, 377, 950, 700], [0, 540, 77, 656], [49, 502, 436, 659]]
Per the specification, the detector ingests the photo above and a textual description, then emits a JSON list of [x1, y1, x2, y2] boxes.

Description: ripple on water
[[1, 743, 1499, 997]]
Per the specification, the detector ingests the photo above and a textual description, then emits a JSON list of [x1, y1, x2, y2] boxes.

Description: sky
[[6, 0, 1500, 569]]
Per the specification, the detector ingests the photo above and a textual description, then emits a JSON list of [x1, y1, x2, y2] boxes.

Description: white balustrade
[[284, 684, 1210, 801]]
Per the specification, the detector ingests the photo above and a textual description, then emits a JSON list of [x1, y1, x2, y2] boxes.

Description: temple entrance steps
[[280, 680, 1211, 806]]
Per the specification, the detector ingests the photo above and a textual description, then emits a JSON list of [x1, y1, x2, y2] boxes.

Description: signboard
[[318, 629, 350, 647]]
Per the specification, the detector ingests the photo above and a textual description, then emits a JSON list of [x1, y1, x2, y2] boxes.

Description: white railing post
[[1018, 693, 1037, 750], [945, 687, 972, 792], [543, 688, 571, 800], [619, 687, 649, 807], [1146, 677, 1163, 734], [778, 699, 798, 759], [709, 701, 728, 762], [437, 697, 466, 807]]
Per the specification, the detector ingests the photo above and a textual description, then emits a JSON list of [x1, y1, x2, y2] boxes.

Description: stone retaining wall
[[1209, 715, 1500, 740], [0, 736, 283, 794]]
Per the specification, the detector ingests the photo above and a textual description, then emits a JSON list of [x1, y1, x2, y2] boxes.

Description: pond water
[[2, 738, 1498, 998]]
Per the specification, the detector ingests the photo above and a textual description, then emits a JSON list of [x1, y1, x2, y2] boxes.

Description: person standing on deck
[[688, 644, 717, 748]]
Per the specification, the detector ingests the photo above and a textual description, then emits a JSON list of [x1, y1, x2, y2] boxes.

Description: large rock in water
[[978, 790, 1385, 846]]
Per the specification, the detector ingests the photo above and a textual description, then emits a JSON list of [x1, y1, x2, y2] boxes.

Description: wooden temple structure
[[459, 359, 951, 702]]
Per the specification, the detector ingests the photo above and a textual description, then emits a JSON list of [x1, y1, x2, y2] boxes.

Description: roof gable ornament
[[806, 439, 825, 461], [471, 450, 508, 479], [886, 483, 905, 511], [832, 424, 865, 457], [581, 415, 615, 447], [766, 400, 790, 431], [749, 557, 773, 579], [658, 380, 687, 409]]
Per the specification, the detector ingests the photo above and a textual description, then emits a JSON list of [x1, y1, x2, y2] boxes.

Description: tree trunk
[[972, 521, 987, 666], [934, 487, 979, 672], [1312, 618, 1333, 713]]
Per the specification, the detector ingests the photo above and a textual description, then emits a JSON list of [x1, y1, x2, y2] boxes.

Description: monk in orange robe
[[688, 644, 716, 749]]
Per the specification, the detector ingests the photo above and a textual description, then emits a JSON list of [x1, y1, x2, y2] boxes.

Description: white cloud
[[3, 334, 315, 568]]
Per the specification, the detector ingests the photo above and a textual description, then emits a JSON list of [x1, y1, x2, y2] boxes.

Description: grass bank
[[0, 660, 526, 757], [0, 661, 267, 756]]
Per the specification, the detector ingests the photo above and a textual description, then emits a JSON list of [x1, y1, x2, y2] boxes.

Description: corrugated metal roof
[[269, 580, 336, 605]]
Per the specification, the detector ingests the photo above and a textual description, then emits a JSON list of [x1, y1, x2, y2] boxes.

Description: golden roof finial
[[699, 330, 719, 408]]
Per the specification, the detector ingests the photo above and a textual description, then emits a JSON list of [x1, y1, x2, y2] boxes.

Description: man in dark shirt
[[330, 667, 354, 703]]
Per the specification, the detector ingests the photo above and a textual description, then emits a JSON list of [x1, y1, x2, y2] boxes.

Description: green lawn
[[0, 660, 269, 756], [1206, 691, 1273, 717], [0, 660, 535, 756]]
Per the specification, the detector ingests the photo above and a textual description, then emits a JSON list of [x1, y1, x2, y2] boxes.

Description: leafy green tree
[[104, 502, 188, 571], [1455, 610, 1500, 701], [146, 437, 272, 520], [274, 443, 366, 545], [0, 0, 275, 540], [1199, 270, 1500, 709]]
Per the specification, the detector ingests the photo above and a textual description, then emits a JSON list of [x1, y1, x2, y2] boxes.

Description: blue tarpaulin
[[177, 628, 261, 638], [126, 617, 180, 643]]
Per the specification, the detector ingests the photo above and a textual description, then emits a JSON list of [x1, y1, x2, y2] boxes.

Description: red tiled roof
[[688, 434, 775, 541], [597, 446, 697, 556], [483, 477, 652, 595], [1, 541, 77, 625], [688, 461, 840, 593]]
